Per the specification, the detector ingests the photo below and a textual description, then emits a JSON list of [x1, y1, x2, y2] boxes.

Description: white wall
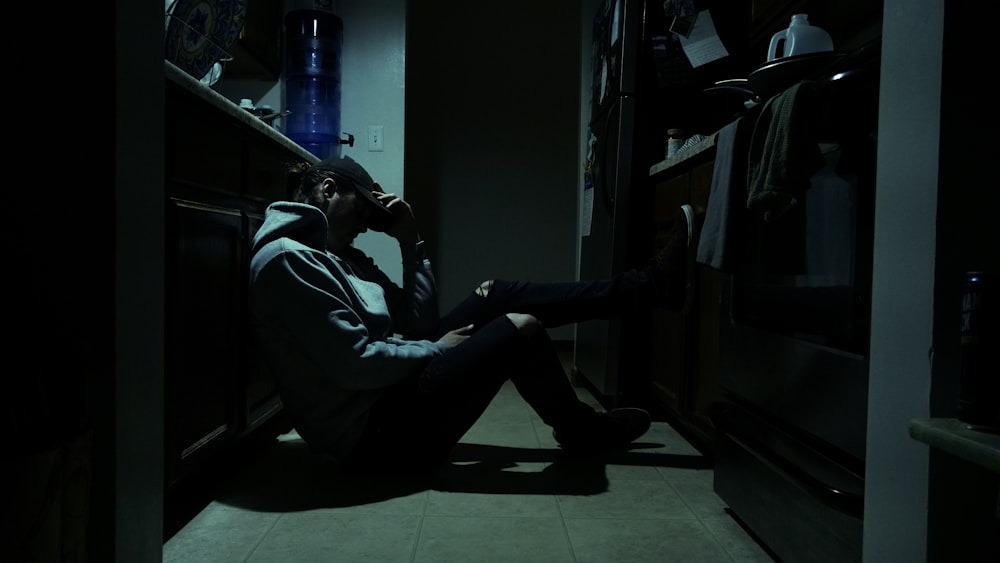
[[863, 0, 938, 560], [334, 0, 408, 283], [404, 2, 582, 340]]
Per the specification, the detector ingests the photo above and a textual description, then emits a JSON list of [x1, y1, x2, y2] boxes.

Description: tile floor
[[163, 380, 777, 562]]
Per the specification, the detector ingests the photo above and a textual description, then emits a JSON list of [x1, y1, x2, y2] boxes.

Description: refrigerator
[[574, 0, 654, 407], [574, 0, 725, 407]]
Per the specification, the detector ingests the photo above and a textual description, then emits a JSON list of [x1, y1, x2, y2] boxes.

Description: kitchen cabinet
[[223, 0, 284, 80], [163, 61, 314, 533], [164, 198, 243, 483], [648, 143, 724, 451], [909, 419, 1000, 562]]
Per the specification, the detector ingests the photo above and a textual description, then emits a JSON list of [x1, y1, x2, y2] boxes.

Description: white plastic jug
[[767, 14, 833, 61]]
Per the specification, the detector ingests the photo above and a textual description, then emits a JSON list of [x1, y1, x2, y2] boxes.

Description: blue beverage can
[[958, 271, 998, 430]]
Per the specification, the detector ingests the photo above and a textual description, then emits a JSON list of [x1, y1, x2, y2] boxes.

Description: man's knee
[[475, 280, 494, 297], [505, 312, 541, 335]]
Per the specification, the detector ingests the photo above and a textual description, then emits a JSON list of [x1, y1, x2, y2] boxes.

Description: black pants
[[342, 270, 657, 474]]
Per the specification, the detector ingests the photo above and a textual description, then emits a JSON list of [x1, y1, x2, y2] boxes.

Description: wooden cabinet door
[[689, 161, 714, 209], [650, 173, 690, 416], [165, 197, 243, 486], [648, 156, 722, 450], [240, 211, 283, 433], [691, 267, 725, 443], [687, 160, 722, 447]]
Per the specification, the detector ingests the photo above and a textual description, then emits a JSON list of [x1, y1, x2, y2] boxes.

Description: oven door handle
[[724, 431, 864, 519]]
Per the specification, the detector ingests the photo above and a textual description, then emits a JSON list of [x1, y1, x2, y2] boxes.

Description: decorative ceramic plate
[[165, 0, 247, 80]]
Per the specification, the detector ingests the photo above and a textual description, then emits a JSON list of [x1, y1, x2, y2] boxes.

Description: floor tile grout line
[[412, 473, 433, 563], [168, 365, 769, 562], [694, 516, 740, 563], [409, 509, 426, 563], [242, 511, 286, 563], [556, 502, 580, 563], [660, 469, 773, 563]]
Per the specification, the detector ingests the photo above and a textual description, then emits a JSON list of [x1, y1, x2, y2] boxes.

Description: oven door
[[723, 138, 875, 460], [712, 137, 876, 563]]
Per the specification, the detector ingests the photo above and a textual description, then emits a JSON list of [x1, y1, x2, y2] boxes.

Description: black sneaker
[[553, 407, 652, 452], [649, 204, 705, 311]]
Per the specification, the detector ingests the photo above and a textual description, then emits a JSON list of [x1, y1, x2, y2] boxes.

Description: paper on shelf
[[676, 10, 729, 68]]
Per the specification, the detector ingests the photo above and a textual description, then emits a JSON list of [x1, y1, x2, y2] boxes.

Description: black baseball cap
[[308, 156, 395, 231]]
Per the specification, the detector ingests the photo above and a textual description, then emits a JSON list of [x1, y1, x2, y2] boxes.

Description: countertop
[[648, 133, 718, 177], [165, 61, 317, 165], [909, 418, 1000, 473]]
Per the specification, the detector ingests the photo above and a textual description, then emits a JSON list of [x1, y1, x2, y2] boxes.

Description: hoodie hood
[[252, 201, 329, 255]]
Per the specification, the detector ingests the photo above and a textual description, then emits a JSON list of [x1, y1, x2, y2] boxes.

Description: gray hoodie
[[249, 201, 447, 461]]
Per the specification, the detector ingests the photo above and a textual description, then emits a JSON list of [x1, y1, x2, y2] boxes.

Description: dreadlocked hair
[[286, 161, 312, 201]]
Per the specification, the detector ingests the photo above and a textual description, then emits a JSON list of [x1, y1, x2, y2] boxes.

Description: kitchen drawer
[[714, 402, 864, 563]]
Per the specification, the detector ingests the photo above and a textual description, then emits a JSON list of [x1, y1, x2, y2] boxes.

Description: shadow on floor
[[215, 438, 712, 513]]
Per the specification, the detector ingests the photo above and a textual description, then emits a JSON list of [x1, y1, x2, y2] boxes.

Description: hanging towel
[[696, 114, 754, 272], [746, 81, 826, 222]]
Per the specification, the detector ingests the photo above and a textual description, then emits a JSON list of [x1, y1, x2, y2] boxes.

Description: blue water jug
[[284, 7, 343, 159]]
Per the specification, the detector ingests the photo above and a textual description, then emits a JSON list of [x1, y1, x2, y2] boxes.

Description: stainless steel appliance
[[574, 0, 743, 407], [711, 39, 881, 563], [574, 0, 655, 406], [575, 0, 639, 405]]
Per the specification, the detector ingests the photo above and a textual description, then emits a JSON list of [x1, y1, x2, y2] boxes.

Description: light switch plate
[[367, 125, 384, 152]]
